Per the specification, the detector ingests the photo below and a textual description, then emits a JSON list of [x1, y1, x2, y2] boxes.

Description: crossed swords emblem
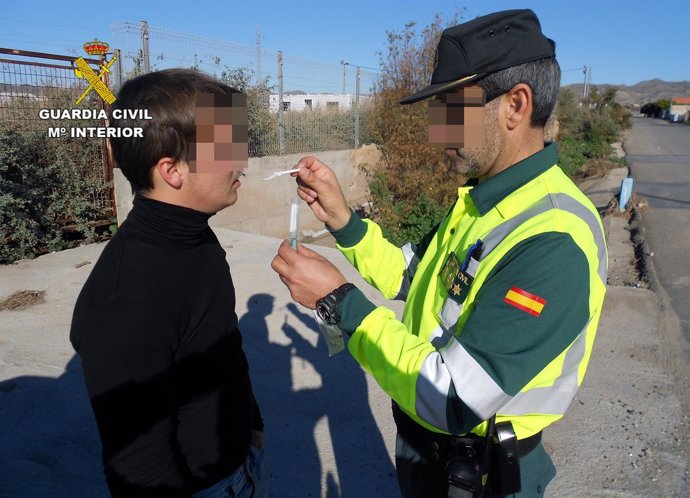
[[73, 55, 117, 105]]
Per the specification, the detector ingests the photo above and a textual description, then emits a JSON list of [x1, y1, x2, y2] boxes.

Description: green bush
[[556, 135, 588, 177], [364, 14, 462, 245], [0, 118, 112, 264], [367, 170, 447, 246], [556, 86, 631, 178]]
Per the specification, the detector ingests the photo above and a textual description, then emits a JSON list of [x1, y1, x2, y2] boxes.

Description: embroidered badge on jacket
[[504, 287, 546, 317]]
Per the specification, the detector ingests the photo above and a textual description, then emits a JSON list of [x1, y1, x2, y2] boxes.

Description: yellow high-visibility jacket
[[331, 144, 607, 439]]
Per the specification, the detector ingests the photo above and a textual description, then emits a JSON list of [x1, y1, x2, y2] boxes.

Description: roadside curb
[[547, 149, 687, 496]]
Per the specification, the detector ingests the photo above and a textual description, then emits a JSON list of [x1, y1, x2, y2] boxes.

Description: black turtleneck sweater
[[70, 195, 263, 497]]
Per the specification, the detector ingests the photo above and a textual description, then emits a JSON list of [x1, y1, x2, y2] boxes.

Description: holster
[[392, 402, 540, 498], [491, 421, 521, 496]]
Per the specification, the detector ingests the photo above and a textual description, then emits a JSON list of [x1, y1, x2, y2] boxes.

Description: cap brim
[[399, 73, 482, 105]]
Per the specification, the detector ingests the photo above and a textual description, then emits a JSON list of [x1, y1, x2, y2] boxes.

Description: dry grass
[[0, 290, 46, 311], [603, 192, 648, 218], [579, 158, 621, 179]]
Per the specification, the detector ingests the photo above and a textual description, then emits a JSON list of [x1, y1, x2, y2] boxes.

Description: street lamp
[[340, 60, 349, 94]]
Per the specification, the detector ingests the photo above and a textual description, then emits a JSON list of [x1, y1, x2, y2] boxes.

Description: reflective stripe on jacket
[[333, 144, 607, 439]]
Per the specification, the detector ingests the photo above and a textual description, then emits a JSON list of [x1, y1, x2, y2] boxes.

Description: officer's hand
[[271, 240, 347, 309], [292, 156, 351, 230]]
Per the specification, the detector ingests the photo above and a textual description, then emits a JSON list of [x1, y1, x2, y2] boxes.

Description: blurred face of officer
[[428, 85, 503, 179]]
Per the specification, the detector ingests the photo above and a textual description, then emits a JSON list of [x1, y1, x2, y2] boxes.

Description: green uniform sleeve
[[445, 232, 591, 434], [330, 210, 441, 301], [330, 213, 409, 299], [459, 232, 590, 393], [347, 306, 438, 409], [344, 231, 592, 435]]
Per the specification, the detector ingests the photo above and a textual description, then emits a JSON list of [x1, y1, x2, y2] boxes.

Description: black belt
[[392, 402, 541, 463]]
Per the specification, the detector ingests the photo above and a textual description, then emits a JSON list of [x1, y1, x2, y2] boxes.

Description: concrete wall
[[113, 146, 381, 241]]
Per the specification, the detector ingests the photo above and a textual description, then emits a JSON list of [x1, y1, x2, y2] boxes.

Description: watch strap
[[331, 282, 357, 301]]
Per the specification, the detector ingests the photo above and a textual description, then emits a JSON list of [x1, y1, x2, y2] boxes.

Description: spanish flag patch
[[504, 287, 546, 317]]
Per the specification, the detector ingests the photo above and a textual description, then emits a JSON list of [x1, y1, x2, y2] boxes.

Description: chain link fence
[[0, 25, 385, 261], [0, 48, 113, 212], [111, 21, 379, 157], [0, 48, 115, 262]]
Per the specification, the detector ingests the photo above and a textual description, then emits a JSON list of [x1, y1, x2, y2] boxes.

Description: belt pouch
[[491, 421, 521, 495]]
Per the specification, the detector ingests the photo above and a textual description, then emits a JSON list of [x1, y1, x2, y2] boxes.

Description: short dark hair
[[109, 68, 243, 191], [477, 56, 561, 128]]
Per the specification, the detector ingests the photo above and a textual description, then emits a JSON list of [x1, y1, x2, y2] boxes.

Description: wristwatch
[[315, 283, 356, 325]]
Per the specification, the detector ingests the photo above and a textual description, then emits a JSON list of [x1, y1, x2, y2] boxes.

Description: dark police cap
[[400, 9, 555, 105]]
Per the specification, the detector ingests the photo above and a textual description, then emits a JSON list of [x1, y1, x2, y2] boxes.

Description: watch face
[[317, 297, 338, 325]]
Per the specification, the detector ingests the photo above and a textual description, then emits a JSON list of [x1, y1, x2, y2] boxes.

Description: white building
[[268, 93, 372, 112], [669, 97, 690, 123]]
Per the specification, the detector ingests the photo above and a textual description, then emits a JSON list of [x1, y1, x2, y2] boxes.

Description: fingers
[[271, 239, 348, 309], [295, 156, 334, 190], [271, 240, 293, 275], [272, 240, 317, 276], [296, 156, 323, 173], [271, 253, 288, 277], [297, 184, 318, 203], [296, 243, 320, 259]]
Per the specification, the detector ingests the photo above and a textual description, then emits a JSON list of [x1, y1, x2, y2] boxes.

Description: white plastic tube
[[289, 199, 299, 249]]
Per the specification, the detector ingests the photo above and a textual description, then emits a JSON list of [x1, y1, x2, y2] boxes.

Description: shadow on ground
[[240, 293, 397, 498], [0, 293, 398, 498]]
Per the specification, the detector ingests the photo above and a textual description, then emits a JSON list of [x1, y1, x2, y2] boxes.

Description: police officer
[[272, 9, 606, 498]]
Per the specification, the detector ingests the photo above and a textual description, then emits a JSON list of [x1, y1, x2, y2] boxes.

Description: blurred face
[[428, 86, 486, 149], [428, 85, 503, 179], [187, 92, 249, 213]]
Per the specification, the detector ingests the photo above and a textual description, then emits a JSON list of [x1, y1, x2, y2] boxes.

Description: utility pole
[[587, 66, 592, 98], [255, 25, 261, 84], [114, 48, 123, 90], [582, 65, 592, 101], [278, 51, 285, 155], [140, 21, 150, 74], [340, 60, 349, 94], [355, 66, 360, 148]]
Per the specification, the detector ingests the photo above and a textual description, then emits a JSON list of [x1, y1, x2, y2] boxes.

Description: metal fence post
[[355, 66, 360, 148], [278, 50, 285, 155], [141, 21, 150, 74], [113, 48, 123, 90]]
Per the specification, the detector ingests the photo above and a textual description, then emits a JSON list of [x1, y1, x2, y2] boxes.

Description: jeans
[[193, 447, 268, 498]]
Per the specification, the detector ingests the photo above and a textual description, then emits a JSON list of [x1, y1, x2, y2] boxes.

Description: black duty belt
[[392, 402, 541, 464]]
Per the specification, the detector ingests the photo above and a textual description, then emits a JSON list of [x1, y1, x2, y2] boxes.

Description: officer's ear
[[503, 83, 533, 131]]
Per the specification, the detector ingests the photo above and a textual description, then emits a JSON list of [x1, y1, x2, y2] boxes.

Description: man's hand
[[271, 240, 347, 309], [292, 156, 351, 230]]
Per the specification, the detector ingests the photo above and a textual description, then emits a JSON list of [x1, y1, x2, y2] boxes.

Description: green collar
[[469, 143, 558, 215]]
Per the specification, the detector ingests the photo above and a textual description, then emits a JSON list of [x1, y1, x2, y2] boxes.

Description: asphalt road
[[625, 115, 690, 408], [627, 116, 690, 330]]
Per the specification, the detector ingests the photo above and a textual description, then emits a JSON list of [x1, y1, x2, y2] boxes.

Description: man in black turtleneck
[[70, 69, 266, 498]]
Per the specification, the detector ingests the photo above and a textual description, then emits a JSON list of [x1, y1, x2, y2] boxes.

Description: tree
[[641, 102, 660, 117], [365, 12, 464, 244], [656, 99, 671, 111], [556, 87, 581, 136], [218, 66, 276, 157], [556, 85, 632, 177]]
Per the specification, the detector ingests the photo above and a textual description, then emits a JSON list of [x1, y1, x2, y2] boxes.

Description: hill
[[565, 79, 690, 107]]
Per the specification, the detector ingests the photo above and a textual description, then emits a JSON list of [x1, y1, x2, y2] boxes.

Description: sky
[[1, 0, 688, 93]]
